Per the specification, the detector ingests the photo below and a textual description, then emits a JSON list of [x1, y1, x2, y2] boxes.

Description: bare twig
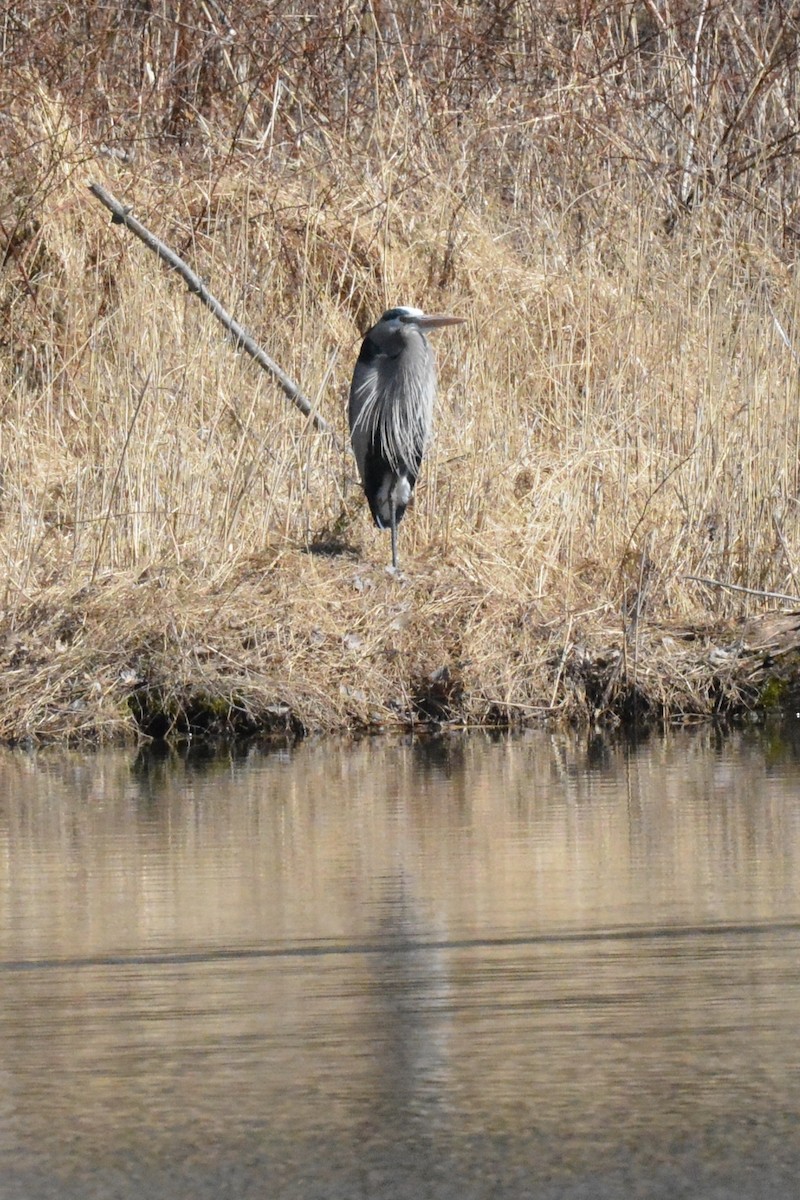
[[714, 4, 799, 161], [772, 511, 800, 595], [549, 616, 573, 710], [91, 372, 151, 584], [763, 286, 800, 365], [88, 182, 335, 439], [680, 0, 710, 207], [683, 574, 800, 606]]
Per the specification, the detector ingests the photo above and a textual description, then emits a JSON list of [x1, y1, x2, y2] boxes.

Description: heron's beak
[[418, 313, 466, 330]]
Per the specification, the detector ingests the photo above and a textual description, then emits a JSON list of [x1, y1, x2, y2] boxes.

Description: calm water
[[1, 729, 800, 1199]]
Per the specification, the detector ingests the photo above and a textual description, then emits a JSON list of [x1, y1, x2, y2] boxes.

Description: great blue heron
[[348, 306, 465, 570]]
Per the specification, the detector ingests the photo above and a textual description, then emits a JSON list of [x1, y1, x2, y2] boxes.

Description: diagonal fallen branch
[[88, 182, 335, 439], [683, 574, 800, 606]]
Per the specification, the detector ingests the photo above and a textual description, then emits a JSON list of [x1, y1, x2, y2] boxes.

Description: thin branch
[[680, 0, 710, 207], [91, 372, 151, 584], [683, 574, 800, 606], [764, 286, 800, 364], [87, 182, 335, 439], [714, 3, 799, 160]]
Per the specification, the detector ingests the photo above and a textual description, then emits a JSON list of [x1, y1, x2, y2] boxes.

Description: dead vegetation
[[3, 2, 800, 742]]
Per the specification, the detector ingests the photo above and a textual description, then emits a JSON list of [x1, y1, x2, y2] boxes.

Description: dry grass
[[3, 1, 800, 741]]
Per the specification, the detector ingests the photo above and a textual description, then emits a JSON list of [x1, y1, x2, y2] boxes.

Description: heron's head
[[368, 307, 465, 358], [378, 306, 465, 334]]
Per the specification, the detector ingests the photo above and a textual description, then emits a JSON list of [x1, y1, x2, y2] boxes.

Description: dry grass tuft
[[3, 2, 800, 741]]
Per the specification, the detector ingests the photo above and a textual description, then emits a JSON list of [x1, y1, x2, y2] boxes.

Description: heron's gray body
[[348, 306, 463, 569]]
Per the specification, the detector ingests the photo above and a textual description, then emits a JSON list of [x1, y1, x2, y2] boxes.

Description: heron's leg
[[390, 495, 399, 569]]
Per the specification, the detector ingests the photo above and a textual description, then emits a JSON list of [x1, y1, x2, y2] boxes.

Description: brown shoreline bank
[[2, 556, 798, 746]]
